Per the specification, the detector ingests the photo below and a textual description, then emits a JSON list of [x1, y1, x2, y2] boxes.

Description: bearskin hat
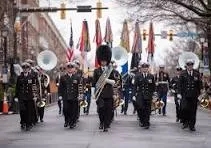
[[96, 45, 112, 65]]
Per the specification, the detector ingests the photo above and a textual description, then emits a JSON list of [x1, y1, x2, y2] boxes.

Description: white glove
[[91, 87, 95, 95], [105, 78, 115, 86], [155, 82, 159, 86], [14, 98, 18, 102], [132, 96, 136, 101], [56, 83, 59, 86], [33, 97, 37, 101], [59, 96, 62, 100], [177, 94, 182, 99], [47, 93, 51, 96], [170, 89, 176, 93]]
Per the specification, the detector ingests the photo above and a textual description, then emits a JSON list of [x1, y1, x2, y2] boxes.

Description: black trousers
[[174, 94, 180, 119], [137, 99, 152, 126], [37, 106, 45, 120], [19, 100, 34, 127], [58, 100, 62, 113], [180, 97, 198, 128], [63, 100, 78, 125], [98, 98, 113, 129]]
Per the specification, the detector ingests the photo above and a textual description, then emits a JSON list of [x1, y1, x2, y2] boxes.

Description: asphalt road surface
[[0, 96, 211, 148]]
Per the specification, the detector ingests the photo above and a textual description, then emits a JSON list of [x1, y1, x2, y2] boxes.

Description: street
[[0, 96, 211, 148]]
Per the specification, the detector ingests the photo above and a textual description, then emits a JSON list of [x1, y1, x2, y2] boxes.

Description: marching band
[[13, 46, 208, 133]]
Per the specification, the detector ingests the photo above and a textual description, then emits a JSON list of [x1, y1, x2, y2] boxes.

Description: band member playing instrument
[[73, 60, 83, 120], [133, 61, 155, 129], [178, 59, 203, 131], [111, 61, 123, 120], [155, 65, 170, 116], [170, 66, 182, 122], [122, 71, 136, 115], [25, 59, 39, 125], [58, 62, 81, 128], [15, 62, 39, 131], [83, 70, 92, 115], [92, 45, 116, 132], [37, 68, 50, 122], [56, 64, 66, 115]]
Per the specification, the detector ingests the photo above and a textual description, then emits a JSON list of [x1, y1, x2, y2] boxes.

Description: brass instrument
[[78, 82, 88, 108], [94, 64, 113, 101], [36, 50, 57, 108], [113, 72, 124, 109], [151, 92, 164, 111], [198, 90, 209, 108]]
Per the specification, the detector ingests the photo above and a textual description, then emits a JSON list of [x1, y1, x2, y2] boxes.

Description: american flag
[[66, 21, 74, 62]]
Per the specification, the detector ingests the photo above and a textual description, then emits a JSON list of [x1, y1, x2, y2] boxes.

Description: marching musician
[[155, 65, 170, 116], [111, 61, 123, 119], [122, 69, 136, 115], [15, 62, 39, 131], [25, 59, 39, 125], [92, 45, 116, 132], [170, 66, 182, 122], [58, 62, 81, 128], [178, 59, 203, 131], [133, 61, 155, 129], [73, 60, 83, 120], [56, 64, 66, 115], [37, 68, 50, 122], [83, 69, 93, 115]]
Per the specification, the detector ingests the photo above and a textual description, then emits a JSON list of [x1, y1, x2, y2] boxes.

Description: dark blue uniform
[[179, 69, 202, 130], [133, 72, 155, 128]]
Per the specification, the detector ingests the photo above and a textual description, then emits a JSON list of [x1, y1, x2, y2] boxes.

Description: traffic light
[[143, 29, 147, 40], [96, 0, 102, 18], [169, 30, 173, 41], [60, 2, 66, 19]]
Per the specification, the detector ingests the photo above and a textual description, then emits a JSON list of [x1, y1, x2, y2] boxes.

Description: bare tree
[[115, 0, 211, 70]]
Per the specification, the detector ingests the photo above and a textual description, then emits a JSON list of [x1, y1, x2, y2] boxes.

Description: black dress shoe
[[21, 124, 25, 129], [64, 123, 68, 127], [40, 119, 44, 122], [176, 118, 180, 122], [99, 124, 103, 129], [182, 124, 188, 129], [103, 128, 108, 132], [189, 127, 196, 131], [139, 122, 144, 127], [144, 126, 149, 129]]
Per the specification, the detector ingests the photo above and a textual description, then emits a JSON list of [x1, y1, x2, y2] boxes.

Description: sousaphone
[[178, 52, 200, 70]]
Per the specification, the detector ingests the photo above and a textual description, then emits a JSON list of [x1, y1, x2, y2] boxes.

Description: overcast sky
[[40, 0, 174, 69]]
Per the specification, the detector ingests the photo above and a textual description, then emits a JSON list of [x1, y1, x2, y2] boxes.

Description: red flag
[[93, 19, 102, 67], [79, 20, 91, 53], [104, 17, 113, 48], [146, 22, 155, 61]]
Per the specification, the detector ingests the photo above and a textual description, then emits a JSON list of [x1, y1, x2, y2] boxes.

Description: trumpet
[[78, 82, 88, 108], [198, 90, 210, 108]]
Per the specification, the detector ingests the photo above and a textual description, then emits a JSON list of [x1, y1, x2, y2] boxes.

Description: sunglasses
[[141, 65, 149, 68], [22, 66, 29, 69], [187, 63, 194, 66], [67, 65, 74, 68]]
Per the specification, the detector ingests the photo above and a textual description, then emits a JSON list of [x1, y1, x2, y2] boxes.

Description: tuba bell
[[111, 46, 128, 66], [37, 50, 57, 71], [36, 50, 57, 107], [178, 52, 200, 70]]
